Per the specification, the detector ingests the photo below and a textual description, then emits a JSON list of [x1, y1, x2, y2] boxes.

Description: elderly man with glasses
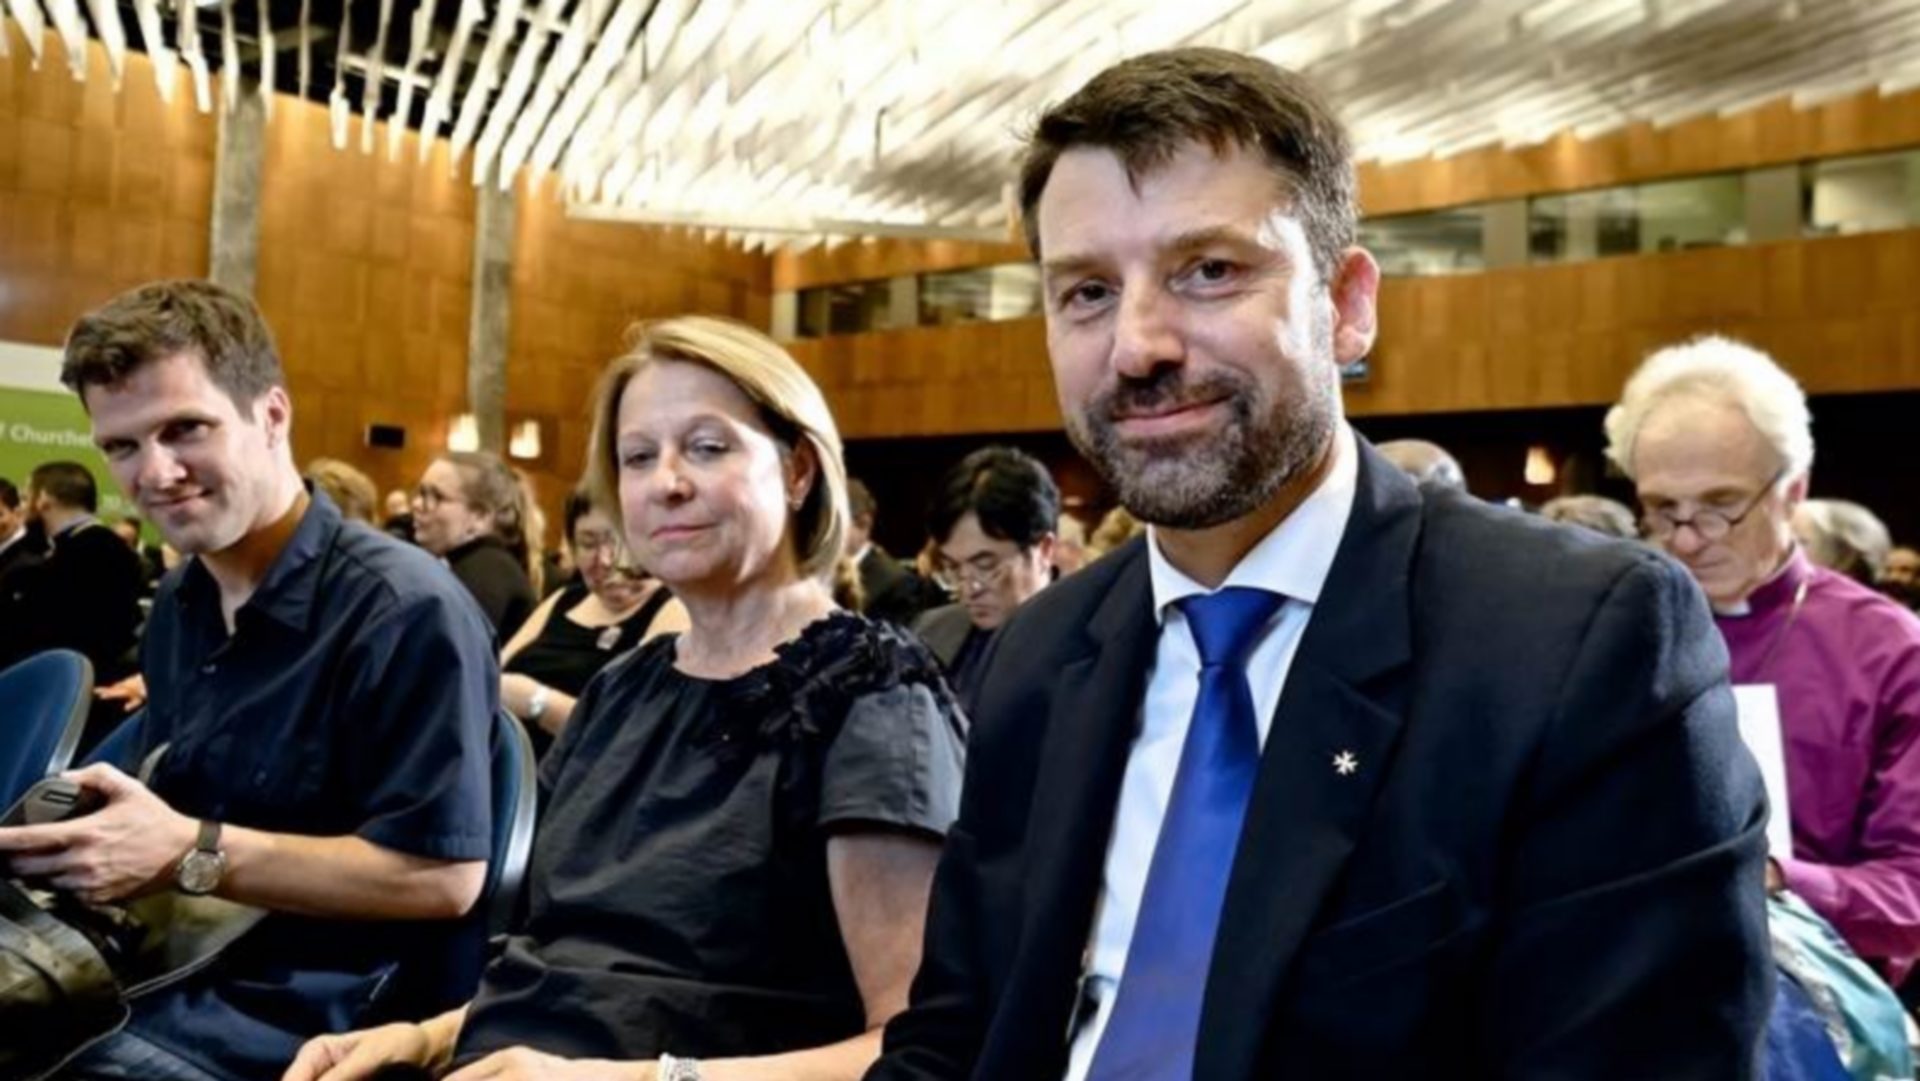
[[1608, 334, 1920, 989]]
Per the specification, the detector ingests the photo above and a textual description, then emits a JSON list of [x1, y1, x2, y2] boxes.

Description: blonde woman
[[288, 317, 966, 1081]]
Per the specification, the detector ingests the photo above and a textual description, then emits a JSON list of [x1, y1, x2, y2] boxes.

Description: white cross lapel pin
[[1332, 750, 1359, 776]]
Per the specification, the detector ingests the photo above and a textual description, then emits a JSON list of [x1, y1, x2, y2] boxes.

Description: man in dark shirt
[[0, 462, 143, 703], [0, 280, 495, 1081]]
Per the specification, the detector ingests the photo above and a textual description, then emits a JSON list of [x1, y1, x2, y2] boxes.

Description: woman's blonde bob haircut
[[584, 315, 850, 581]]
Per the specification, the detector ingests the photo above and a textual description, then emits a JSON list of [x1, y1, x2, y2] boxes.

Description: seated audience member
[[286, 315, 965, 1081], [0, 476, 48, 586], [412, 450, 540, 638], [1794, 498, 1893, 588], [1884, 546, 1920, 610], [1053, 512, 1091, 576], [0, 279, 495, 1081], [306, 457, 380, 525], [911, 446, 1059, 702], [500, 486, 689, 756], [1376, 437, 1466, 491], [1608, 335, 1920, 984], [1540, 493, 1640, 541], [0, 462, 143, 705], [847, 477, 938, 626]]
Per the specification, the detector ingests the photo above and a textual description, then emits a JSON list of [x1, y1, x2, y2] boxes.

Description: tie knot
[[1176, 587, 1285, 670]]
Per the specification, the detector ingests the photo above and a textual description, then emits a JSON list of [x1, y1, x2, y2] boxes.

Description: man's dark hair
[[30, 461, 99, 514], [1017, 47, 1356, 282], [61, 279, 285, 410], [929, 446, 1060, 549], [0, 478, 17, 512], [847, 478, 878, 525]]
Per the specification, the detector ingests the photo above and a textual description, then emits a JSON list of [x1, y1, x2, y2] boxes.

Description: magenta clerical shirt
[[1717, 548, 1920, 983]]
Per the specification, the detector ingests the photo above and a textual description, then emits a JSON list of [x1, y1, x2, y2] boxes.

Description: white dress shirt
[[1063, 424, 1358, 1081]]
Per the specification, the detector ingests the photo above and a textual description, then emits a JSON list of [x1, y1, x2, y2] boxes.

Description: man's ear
[[1783, 469, 1811, 509], [254, 387, 294, 449], [1329, 247, 1381, 367]]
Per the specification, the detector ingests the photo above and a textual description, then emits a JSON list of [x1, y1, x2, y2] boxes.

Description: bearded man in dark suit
[[869, 48, 1771, 1081]]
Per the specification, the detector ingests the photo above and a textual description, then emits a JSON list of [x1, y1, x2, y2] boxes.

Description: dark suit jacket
[[864, 548, 943, 628], [872, 442, 1770, 1080], [0, 519, 142, 677], [911, 603, 976, 669], [0, 530, 47, 596]]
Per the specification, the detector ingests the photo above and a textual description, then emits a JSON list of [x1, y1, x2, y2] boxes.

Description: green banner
[[0, 343, 140, 524]]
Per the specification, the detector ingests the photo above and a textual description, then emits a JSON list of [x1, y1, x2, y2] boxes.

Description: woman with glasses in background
[[499, 486, 690, 756], [413, 451, 541, 638]]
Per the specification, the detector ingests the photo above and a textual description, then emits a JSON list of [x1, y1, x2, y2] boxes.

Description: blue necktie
[[1087, 586, 1285, 1081]]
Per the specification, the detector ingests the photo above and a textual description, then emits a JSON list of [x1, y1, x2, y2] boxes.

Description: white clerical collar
[[1146, 423, 1358, 624]]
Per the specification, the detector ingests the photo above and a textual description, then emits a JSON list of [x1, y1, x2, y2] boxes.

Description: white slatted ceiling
[[4, 0, 1920, 244]]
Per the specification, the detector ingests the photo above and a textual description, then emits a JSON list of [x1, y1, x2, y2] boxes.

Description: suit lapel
[[1197, 442, 1425, 1081], [990, 543, 1160, 1068]]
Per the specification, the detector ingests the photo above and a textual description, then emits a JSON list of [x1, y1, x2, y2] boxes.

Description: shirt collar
[[0, 525, 23, 555], [178, 485, 341, 634], [51, 515, 97, 544], [1146, 423, 1359, 624], [1722, 546, 1812, 618]]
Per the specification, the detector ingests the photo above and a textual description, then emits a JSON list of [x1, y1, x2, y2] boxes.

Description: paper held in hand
[[1732, 684, 1792, 861]]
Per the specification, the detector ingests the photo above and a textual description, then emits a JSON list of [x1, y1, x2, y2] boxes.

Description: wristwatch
[[175, 820, 227, 896], [525, 685, 551, 724]]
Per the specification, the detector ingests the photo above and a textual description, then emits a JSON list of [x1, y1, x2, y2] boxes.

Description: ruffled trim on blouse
[[702, 611, 957, 751]]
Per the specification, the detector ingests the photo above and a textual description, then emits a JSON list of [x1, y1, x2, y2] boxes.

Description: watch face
[[177, 850, 225, 895]]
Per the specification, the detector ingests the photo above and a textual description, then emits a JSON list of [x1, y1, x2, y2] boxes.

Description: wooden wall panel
[[792, 229, 1920, 440], [506, 176, 773, 537], [772, 235, 1028, 292], [786, 318, 1059, 438], [1358, 88, 1920, 217], [0, 31, 212, 346], [256, 98, 476, 505]]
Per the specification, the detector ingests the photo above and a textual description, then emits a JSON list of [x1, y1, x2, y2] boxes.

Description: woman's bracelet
[[658, 1052, 703, 1081]]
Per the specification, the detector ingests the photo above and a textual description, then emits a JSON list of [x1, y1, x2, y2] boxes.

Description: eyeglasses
[[573, 531, 621, 556], [1640, 468, 1785, 542], [939, 553, 1015, 591]]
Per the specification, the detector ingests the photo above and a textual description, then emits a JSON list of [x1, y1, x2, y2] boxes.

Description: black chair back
[[0, 650, 94, 807]]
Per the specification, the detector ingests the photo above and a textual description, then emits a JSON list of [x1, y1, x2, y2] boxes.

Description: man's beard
[[1066, 357, 1337, 531]]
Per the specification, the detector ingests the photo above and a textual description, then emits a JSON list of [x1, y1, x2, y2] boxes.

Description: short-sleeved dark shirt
[[124, 489, 497, 1081], [456, 612, 967, 1064]]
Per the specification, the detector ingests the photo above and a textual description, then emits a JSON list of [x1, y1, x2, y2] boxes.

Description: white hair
[[1796, 499, 1893, 581], [1603, 335, 1813, 481]]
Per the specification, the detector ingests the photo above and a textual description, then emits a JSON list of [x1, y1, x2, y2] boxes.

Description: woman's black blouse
[[454, 612, 968, 1064]]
